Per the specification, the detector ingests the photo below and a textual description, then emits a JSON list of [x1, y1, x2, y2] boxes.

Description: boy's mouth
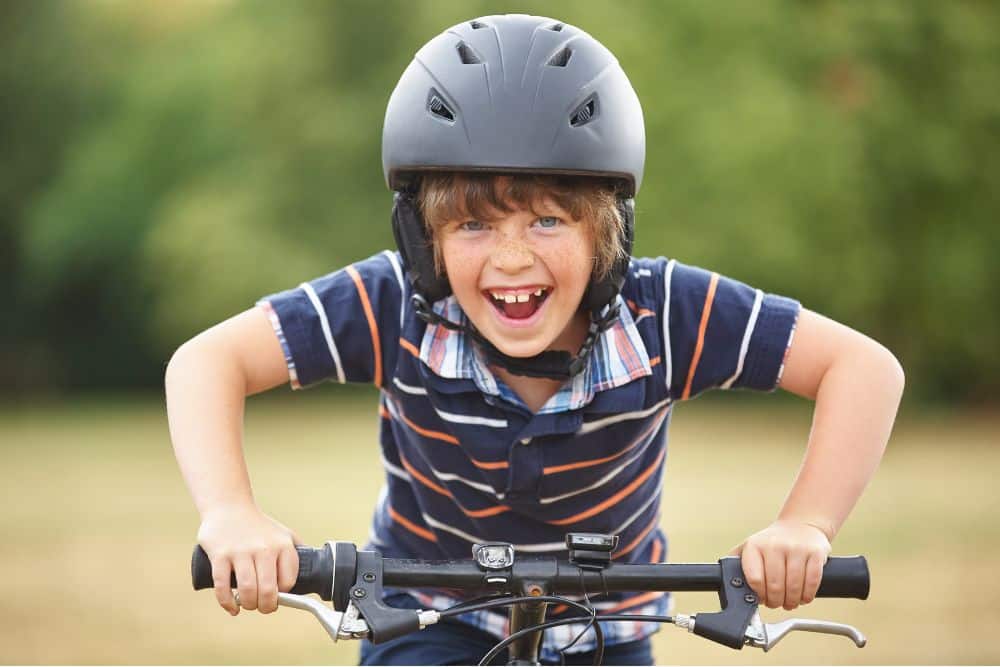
[[484, 287, 551, 320]]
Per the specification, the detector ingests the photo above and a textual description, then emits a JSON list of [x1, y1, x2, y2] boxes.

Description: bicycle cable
[[554, 567, 604, 665], [479, 614, 675, 666], [438, 595, 604, 666], [436, 592, 514, 614]]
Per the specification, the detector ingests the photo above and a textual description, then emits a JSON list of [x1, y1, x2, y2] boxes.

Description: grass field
[[1, 390, 997, 664]]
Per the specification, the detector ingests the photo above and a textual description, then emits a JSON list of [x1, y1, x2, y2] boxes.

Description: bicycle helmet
[[384, 14, 645, 379]]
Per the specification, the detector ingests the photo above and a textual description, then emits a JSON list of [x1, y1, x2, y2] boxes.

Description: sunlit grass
[[1, 391, 996, 664]]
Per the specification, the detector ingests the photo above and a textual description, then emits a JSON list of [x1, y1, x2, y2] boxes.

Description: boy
[[166, 15, 903, 665]]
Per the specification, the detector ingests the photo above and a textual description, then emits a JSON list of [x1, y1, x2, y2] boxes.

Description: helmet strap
[[411, 294, 620, 380]]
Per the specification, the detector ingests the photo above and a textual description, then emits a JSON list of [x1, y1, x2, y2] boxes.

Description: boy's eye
[[459, 220, 486, 232], [535, 216, 561, 229]]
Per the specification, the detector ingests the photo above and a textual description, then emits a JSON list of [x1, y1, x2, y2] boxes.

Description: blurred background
[[1, 0, 997, 663]]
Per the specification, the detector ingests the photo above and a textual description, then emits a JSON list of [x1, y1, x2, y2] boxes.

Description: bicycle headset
[[382, 14, 646, 380]]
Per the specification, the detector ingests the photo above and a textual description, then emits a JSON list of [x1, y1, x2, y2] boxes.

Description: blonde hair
[[417, 172, 626, 279]]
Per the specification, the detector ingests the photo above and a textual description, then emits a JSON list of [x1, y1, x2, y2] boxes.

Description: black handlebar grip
[[191, 545, 335, 600], [817, 556, 870, 599]]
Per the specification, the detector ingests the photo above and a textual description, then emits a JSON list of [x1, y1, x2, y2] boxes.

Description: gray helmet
[[382, 14, 645, 195]]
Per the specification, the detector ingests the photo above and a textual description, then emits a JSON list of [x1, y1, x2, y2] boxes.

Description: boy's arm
[[165, 306, 299, 616], [731, 308, 904, 610]]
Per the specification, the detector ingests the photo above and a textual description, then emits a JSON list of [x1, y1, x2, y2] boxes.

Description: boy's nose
[[490, 235, 535, 273]]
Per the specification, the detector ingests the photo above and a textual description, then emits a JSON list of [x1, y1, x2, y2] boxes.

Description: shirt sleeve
[[658, 259, 800, 400], [256, 251, 407, 389]]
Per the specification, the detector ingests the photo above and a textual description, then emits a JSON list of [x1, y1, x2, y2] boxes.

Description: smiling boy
[[166, 14, 903, 665]]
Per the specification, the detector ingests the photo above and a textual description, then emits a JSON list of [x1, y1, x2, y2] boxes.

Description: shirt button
[[519, 437, 532, 445]]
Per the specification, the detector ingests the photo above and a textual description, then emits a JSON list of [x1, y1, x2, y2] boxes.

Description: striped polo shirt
[[258, 250, 799, 659]]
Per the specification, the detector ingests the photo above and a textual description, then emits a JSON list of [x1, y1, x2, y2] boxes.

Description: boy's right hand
[[197, 505, 301, 616]]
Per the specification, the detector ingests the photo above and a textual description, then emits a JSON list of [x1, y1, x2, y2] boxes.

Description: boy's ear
[[392, 191, 453, 303], [582, 197, 634, 314]]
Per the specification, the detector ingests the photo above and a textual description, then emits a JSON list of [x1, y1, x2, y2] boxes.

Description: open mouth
[[485, 287, 551, 320]]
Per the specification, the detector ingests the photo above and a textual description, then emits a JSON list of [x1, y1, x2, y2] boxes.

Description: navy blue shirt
[[258, 250, 799, 657]]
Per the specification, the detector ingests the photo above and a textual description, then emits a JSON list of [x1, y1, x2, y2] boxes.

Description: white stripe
[[577, 396, 671, 436], [662, 259, 676, 393], [540, 412, 668, 504], [420, 513, 566, 552], [633, 312, 653, 325], [385, 450, 501, 498], [383, 394, 403, 420], [382, 397, 506, 497], [430, 468, 503, 497], [381, 455, 411, 482], [300, 281, 346, 384], [392, 376, 428, 395], [434, 408, 507, 428], [721, 289, 763, 389], [612, 484, 661, 535], [381, 250, 406, 331]]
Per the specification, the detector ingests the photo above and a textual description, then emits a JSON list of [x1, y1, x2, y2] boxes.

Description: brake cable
[[440, 594, 604, 666], [480, 614, 675, 666]]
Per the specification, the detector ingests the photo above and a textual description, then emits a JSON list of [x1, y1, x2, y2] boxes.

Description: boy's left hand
[[730, 520, 832, 610]]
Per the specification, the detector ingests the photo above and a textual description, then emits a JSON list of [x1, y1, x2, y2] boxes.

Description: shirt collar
[[418, 296, 652, 412]]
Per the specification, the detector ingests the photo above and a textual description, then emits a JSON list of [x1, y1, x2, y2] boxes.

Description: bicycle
[[192, 532, 870, 665]]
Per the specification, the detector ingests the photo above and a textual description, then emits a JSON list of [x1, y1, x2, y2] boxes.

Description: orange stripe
[[399, 455, 512, 518], [602, 591, 664, 614], [542, 407, 668, 475], [648, 356, 661, 367], [346, 266, 382, 388], [681, 272, 719, 400], [400, 456, 451, 497], [614, 516, 659, 560], [388, 505, 436, 542], [650, 537, 662, 564], [399, 337, 420, 358], [385, 399, 510, 469], [397, 412, 460, 445], [471, 458, 509, 470], [548, 448, 667, 526], [464, 504, 511, 518]]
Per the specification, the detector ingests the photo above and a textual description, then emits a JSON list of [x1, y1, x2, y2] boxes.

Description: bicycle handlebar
[[191, 540, 870, 654], [192, 543, 870, 602]]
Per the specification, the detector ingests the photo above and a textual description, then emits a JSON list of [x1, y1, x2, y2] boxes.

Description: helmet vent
[[456, 42, 482, 65], [548, 23, 564, 32], [470, 20, 487, 29], [427, 90, 455, 123], [570, 96, 597, 127], [547, 47, 573, 67]]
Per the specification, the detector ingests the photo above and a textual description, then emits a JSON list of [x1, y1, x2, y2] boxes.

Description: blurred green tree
[[3, 0, 998, 402]]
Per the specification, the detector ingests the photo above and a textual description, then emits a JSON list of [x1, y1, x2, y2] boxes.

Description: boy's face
[[439, 193, 593, 360]]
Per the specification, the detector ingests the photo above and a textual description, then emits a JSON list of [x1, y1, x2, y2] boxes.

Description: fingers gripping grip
[[191, 545, 335, 600]]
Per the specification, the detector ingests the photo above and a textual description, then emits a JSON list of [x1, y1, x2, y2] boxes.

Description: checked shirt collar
[[418, 295, 652, 413]]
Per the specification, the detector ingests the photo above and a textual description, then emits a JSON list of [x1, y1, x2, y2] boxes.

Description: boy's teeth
[[516, 294, 529, 303], [534, 289, 543, 296], [504, 294, 517, 303]]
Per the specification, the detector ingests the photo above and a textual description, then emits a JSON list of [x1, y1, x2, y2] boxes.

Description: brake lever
[[272, 593, 366, 641], [233, 589, 363, 641], [743, 610, 867, 651], [672, 557, 867, 651], [676, 609, 867, 652], [273, 592, 440, 643]]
